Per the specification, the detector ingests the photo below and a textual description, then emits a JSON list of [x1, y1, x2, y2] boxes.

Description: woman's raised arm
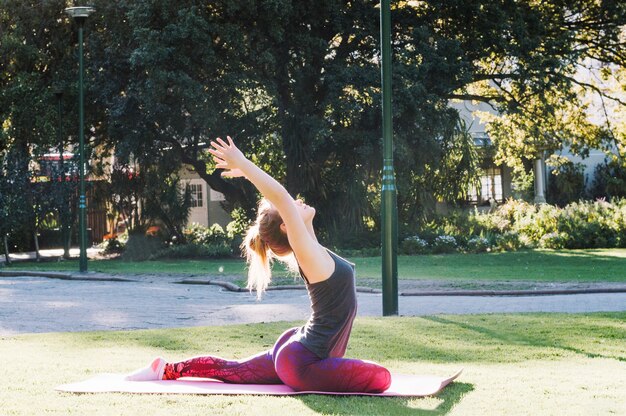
[[209, 137, 334, 282]]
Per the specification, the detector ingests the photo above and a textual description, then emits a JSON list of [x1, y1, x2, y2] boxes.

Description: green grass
[[1, 313, 624, 415], [361, 248, 626, 281], [4, 248, 626, 284]]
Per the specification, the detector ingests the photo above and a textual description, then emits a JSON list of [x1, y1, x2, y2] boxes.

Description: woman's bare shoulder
[[296, 245, 335, 284]]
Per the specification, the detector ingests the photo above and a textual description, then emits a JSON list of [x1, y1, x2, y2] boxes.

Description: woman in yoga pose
[[125, 136, 391, 393]]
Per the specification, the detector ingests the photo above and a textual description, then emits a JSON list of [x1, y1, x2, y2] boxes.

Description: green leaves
[[1, 0, 624, 247]]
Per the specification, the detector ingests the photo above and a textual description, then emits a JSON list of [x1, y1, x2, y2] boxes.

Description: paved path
[[0, 247, 101, 264], [1, 275, 624, 335]]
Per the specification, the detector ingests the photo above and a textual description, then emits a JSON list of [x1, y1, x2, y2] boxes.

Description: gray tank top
[[294, 250, 358, 358]]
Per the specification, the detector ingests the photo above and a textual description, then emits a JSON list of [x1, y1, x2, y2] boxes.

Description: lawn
[[4, 248, 626, 285], [0, 313, 624, 415]]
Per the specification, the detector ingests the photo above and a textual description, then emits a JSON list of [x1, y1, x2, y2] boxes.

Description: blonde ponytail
[[242, 224, 272, 298], [241, 199, 295, 298]]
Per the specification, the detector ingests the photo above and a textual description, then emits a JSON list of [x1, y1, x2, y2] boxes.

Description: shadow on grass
[[422, 316, 626, 363], [297, 382, 473, 415]]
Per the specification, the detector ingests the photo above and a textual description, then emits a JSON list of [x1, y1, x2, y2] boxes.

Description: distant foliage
[[151, 242, 232, 260], [466, 236, 490, 253], [151, 223, 236, 259], [121, 233, 165, 261], [184, 223, 230, 246], [400, 236, 429, 255], [432, 235, 458, 253], [403, 198, 626, 254], [547, 158, 586, 206], [589, 159, 626, 200]]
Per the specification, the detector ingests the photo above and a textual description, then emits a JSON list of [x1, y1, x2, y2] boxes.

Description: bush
[[405, 198, 626, 253], [466, 236, 491, 253], [432, 235, 458, 253], [589, 160, 626, 199], [400, 236, 429, 254], [494, 231, 527, 251], [100, 237, 125, 254], [538, 232, 568, 249], [547, 159, 586, 206], [226, 207, 252, 247], [122, 233, 165, 261], [184, 223, 231, 246], [515, 203, 559, 242], [557, 200, 621, 248], [150, 242, 233, 259], [336, 247, 381, 257]]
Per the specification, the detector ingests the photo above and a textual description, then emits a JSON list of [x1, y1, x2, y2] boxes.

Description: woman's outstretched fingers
[[216, 137, 229, 148], [209, 141, 221, 154]]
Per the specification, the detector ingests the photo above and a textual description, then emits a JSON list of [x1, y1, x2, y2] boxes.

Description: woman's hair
[[242, 198, 297, 297]]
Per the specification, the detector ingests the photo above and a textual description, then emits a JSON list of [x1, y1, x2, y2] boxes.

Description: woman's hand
[[209, 136, 247, 178]]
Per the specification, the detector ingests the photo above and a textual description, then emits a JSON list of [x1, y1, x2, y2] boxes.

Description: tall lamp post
[[380, 0, 398, 316], [65, 5, 95, 273]]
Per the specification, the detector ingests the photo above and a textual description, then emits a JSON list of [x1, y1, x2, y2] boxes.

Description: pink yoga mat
[[56, 370, 462, 397]]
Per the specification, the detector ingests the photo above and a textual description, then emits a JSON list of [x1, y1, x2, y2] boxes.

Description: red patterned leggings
[[163, 327, 391, 393]]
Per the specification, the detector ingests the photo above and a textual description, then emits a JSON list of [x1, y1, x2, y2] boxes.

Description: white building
[[449, 100, 513, 205], [179, 165, 231, 229]]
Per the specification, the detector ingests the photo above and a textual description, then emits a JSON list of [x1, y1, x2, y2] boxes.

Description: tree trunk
[[3, 235, 10, 265], [33, 230, 40, 262], [63, 225, 71, 259]]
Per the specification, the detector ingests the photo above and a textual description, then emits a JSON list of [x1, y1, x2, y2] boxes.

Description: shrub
[[400, 236, 429, 254], [400, 198, 626, 254], [227, 207, 252, 243], [100, 237, 125, 255], [184, 223, 231, 246], [432, 235, 457, 253], [589, 160, 626, 199], [466, 236, 490, 253], [515, 203, 559, 243], [493, 199, 536, 228], [538, 232, 568, 249], [494, 231, 527, 251], [547, 158, 586, 206], [336, 247, 381, 257], [557, 200, 619, 248], [122, 233, 165, 261], [150, 242, 232, 259]]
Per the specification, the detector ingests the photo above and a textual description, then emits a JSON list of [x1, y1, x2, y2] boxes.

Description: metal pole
[[380, 0, 398, 315], [77, 18, 88, 272]]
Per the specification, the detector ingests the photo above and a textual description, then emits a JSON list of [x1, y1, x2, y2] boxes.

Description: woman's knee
[[371, 366, 392, 393]]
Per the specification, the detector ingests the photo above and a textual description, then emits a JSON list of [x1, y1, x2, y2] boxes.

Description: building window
[[188, 183, 203, 208], [469, 167, 503, 204]]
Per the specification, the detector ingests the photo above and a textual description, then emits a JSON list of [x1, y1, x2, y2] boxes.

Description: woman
[[125, 136, 391, 393]]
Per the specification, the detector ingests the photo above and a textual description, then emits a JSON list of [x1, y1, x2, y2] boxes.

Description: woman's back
[[295, 251, 358, 359]]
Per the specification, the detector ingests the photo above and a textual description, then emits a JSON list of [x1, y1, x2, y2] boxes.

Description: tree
[[1, 0, 81, 255], [0, 0, 78, 154], [142, 165, 192, 242], [107, 160, 146, 234], [0, 149, 30, 263], [2, 0, 625, 247], [46, 159, 79, 259], [442, 0, 626, 171]]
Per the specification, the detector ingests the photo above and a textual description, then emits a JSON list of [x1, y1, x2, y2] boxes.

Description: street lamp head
[[64, 6, 95, 20], [53, 87, 64, 98]]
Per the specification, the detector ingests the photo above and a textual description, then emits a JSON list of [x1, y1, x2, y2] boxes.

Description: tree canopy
[[1, 0, 625, 245]]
